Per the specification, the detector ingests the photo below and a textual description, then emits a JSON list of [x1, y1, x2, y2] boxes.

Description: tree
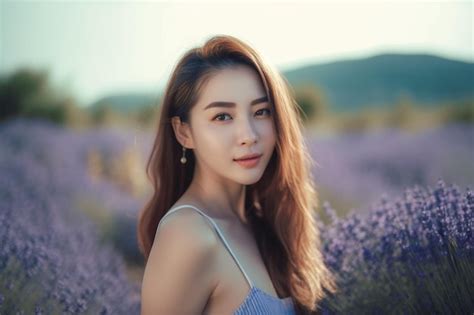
[[0, 67, 81, 125], [293, 83, 329, 124]]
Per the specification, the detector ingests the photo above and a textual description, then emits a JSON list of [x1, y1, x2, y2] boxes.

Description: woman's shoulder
[[155, 203, 218, 249], [142, 203, 219, 314]]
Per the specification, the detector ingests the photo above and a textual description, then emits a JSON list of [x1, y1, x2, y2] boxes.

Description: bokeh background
[[1, 0, 472, 314]]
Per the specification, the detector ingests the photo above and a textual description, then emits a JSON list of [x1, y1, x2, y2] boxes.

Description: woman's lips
[[234, 155, 262, 168]]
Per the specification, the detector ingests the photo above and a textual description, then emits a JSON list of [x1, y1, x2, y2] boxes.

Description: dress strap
[[159, 204, 253, 288]]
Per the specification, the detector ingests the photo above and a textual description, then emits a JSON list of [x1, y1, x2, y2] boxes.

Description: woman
[[138, 34, 337, 315]]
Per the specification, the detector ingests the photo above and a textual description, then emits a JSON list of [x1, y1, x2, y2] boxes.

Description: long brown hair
[[137, 34, 338, 314]]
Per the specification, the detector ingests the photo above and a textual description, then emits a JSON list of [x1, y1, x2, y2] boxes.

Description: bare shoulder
[[154, 206, 219, 249], [141, 206, 219, 315]]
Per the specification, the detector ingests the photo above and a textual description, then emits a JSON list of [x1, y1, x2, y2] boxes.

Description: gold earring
[[180, 146, 187, 164]]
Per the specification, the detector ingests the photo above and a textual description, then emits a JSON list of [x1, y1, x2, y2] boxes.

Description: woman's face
[[185, 65, 276, 186]]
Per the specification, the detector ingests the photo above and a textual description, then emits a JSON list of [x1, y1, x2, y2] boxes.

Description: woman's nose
[[238, 117, 258, 145]]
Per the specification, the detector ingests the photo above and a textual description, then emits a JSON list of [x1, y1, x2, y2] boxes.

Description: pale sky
[[1, 0, 472, 106]]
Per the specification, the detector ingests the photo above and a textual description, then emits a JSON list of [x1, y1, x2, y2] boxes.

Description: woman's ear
[[171, 116, 195, 149]]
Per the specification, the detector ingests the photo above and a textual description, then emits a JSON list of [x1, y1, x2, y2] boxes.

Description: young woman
[[138, 34, 337, 315]]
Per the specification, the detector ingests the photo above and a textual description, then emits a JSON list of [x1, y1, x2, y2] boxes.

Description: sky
[[1, 0, 472, 106]]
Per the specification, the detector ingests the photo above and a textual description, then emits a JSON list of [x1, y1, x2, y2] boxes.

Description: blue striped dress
[[161, 204, 296, 315]]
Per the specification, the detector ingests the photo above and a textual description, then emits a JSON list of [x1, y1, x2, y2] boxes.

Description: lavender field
[[0, 118, 472, 314], [319, 180, 473, 313], [307, 124, 474, 216], [0, 119, 143, 314]]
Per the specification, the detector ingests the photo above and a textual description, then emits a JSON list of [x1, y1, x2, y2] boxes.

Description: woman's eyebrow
[[204, 95, 268, 111]]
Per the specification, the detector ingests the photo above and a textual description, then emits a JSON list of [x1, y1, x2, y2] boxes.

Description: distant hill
[[88, 53, 473, 114], [282, 53, 474, 112], [88, 92, 160, 113]]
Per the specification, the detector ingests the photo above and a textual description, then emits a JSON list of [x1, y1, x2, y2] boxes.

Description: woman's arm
[[141, 209, 218, 315]]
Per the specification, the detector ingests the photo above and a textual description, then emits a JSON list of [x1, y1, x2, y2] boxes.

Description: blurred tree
[[135, 105, 158, 127], [293, 83, 329, 125], [0, 68, 48, 120], [90, 103, 121, 126], [0, 67, 83, 125], [443, 99, 474, 124]]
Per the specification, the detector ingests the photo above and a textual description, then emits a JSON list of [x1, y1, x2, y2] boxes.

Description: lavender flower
[[320, 180, 473, 314], [0, 118, 144, 314]]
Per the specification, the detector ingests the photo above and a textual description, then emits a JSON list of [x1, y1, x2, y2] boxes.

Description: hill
[[282, 53, 473, 112]]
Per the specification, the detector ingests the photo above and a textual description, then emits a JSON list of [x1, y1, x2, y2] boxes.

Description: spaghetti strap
[[158, 204, 254, 288]]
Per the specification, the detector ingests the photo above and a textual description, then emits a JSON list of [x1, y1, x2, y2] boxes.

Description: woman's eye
[[256, 108, 272, 116], [213, 113, 232, 121]]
